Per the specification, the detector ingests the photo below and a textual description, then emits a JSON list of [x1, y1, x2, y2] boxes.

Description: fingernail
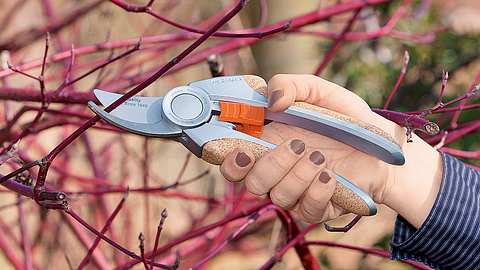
[[235, 152, 251, 167], [319, 172, 331, 183], [268, 90, 284, 107], [290, 139, 305, 155], [309, 151, 325, 165]]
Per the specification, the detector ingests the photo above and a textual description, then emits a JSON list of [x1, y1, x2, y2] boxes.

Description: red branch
[[0, 0, 104, 51], [314, 8, 362, 75], [303, 241, 431, 269], [383, 50, 410, 109], [77, 192, 128, 270]]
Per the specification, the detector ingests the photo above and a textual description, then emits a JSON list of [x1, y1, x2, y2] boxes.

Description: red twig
[[0, 0, 104, 51], [450, 71, 480, 128], [259, 224, 317, 270], [0, 0, 390, 82], [427, 121, 480, 145], [63, 210, 111, 269], [77, 191, 128, 270], [30, 0, 248, 203], [440, 148, 480, 159], [0, 224, 24, 270], [17, 195, 33, 270], [0, 1, 28, 36], [0, 87, 94, 104], [383, 50, 410, 109], [57, 39, 141, 91], [436, 70, 449, 107], [0, 34, 51, 156], [65, 208, 172, 269], [190, 211, 264, 269], [303, 241, 431, 269], [139, 233, 150, 270], [150, 209, 168, 270], [293, 0, 414, 42], [109, 0, 290, 38], [314, 8, 362, 75], [288, 214, 321, 270], [143, 138, 152, 242], [115, 202, 270, 269]]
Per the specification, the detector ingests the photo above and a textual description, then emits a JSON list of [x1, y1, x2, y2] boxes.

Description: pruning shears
[[88, 75, 405, 217]]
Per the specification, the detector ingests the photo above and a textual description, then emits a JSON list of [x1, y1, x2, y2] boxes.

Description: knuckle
[[270, 189, 295, 209], [266, 153, 291, 172], [269, 74, 293, 93], [291, 169, 313, 186], [245, 174, 268, 195], [269, 74, 288, 84], [304, 183, 332, 207], [301, 205, 323, 223], [222, 171, 242, 182], [306, 187, 329, 205]]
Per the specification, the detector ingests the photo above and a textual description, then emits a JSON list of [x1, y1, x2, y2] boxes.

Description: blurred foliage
[[325, 1, 480, 159]]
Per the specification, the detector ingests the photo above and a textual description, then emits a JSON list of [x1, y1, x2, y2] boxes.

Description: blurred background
[[0, 0, 478, 269]]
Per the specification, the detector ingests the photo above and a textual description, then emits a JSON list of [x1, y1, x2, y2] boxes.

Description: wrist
[[367, 110, 444, 228], [384, 134, 444, 228]]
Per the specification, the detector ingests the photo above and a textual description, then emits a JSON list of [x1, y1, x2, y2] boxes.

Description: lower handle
[[202, 138, 377, 216]]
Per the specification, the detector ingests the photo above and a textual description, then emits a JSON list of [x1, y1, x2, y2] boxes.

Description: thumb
[[266, 74, 401, 137], [267, 74, 371, 118]]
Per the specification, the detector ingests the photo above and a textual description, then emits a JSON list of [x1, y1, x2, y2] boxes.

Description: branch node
[[423, 122, 440, 136], [123, 186, 130, 199], [207, 54, 224, 77]]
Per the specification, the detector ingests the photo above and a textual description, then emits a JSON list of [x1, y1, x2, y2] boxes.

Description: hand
[[220, 74, 443, 227]]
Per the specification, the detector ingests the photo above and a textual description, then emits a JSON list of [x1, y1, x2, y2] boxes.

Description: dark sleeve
[[390, 153, 480, 270]]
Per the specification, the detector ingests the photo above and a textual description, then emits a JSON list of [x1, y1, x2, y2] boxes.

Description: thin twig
[[383, 50, 410, 109], [314, 8, 361, 75], [150, 209, 168, 270], [139, 233, 149, 270], [77, 191, 129, 270]]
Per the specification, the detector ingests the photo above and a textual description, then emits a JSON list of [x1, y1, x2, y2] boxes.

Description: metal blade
[[189, 76, 268, 106], [266, 107, 405, 165], [88, 102, 181, 137], [93, 89, 164, 124]]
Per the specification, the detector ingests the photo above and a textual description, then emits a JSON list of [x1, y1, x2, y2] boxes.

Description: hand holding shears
[[88, 74, 406, 220]]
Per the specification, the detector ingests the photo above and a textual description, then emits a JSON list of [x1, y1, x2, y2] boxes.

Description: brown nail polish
[[319, 172, 331, 183], [290, 139, 305, 155], [268, 90, 284, 107], [235, 152, 251, 167], [309, 151, 325, 165]]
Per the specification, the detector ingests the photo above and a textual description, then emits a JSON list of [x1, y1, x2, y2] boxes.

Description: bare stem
[[314, 8, 361, 75], [383, 50, 410, 109], [77, 191, 128, 270], [150, 209, 168, 270]]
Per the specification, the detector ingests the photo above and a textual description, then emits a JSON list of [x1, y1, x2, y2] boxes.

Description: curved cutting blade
[[93, 89, 164, 124], [92, 89, 178, 135], [88, 102, 181, 137]]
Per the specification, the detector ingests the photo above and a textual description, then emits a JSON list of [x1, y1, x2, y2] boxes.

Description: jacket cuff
[[390, 153, 480, 269]]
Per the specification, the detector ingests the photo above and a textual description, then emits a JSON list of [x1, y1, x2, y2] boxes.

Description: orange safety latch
[[218, 101, 265, 138]]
